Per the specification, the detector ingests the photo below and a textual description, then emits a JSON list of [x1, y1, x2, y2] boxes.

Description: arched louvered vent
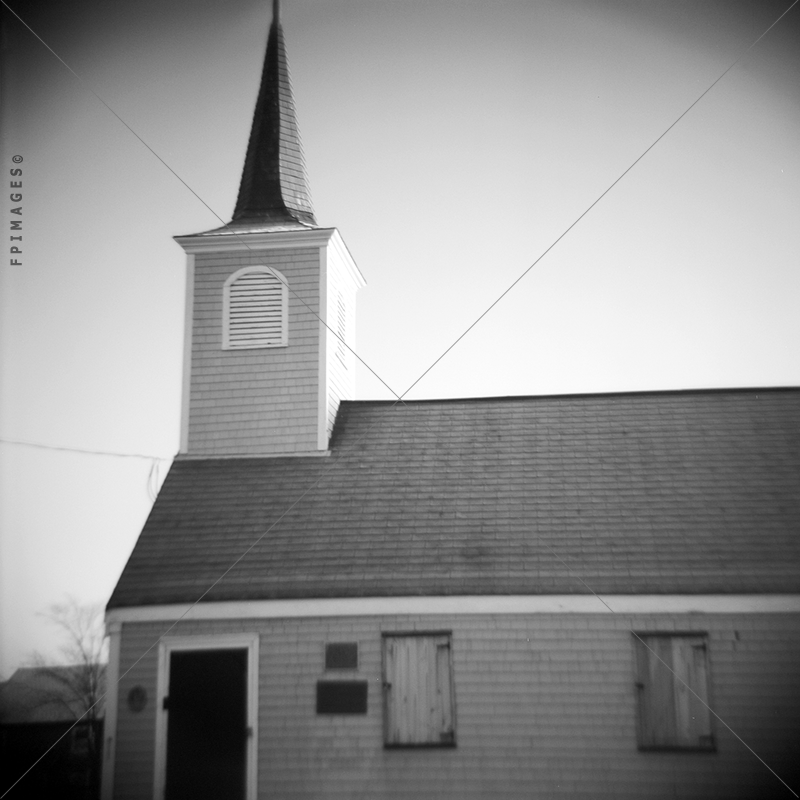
[[223, 266, 288, 349], [335, 292, 347, 366]]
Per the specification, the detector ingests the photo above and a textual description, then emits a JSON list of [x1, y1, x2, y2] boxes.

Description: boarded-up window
[[383, 633, 455, 747], [634, 633, 714, 751], [223, 266, 288, 349]]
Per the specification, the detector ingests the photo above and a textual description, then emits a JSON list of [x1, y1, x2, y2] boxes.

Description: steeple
[[232, 0, 316, 226], [174, 0, 364, 459]]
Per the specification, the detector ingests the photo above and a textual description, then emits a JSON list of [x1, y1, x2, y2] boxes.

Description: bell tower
[[175, 0, 364, 457]]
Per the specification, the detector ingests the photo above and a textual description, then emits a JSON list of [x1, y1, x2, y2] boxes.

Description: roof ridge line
[[340, 386, 800, 406]]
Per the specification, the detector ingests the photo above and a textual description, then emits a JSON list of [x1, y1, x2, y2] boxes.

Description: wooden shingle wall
[[187, 247, 322, 456], [114, 629, 158, 800], [323, 235, 359, 442], [112, 613, 800, 799]]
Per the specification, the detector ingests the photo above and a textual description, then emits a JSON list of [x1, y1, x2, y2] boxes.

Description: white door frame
[[153, 633, 259, 800]]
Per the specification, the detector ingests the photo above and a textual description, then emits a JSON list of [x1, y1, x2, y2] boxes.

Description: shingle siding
[[188, 247, 322, 455], [114, 628, 158, 800], [112, 613, 800, 799], [324, 238, 358, 441]]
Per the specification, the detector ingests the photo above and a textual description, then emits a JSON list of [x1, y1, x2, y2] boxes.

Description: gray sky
[[1, 0, 798, 676]]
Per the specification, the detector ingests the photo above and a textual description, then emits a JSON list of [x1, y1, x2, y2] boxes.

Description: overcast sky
[[1, 0, 798, 676]]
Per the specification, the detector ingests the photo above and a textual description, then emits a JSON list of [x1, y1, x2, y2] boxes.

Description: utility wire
[[0, 437, 171, 461], [0, 0, 400, 404], [400, 0, 800, 400], [0, 394, 413, 798], [1, 1, 797, 797]]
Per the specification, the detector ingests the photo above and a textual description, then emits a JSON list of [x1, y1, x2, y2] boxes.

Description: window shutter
[[435, 640, 455, 744], [223, 267, 288, 349], [634, 634, 713, 750], [383, 634, 454, 747], [675, 638, 712, 747], [635, 635, 677, 747]]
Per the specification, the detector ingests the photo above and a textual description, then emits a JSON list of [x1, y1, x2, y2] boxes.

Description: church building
[[103, 4, 800, 799]]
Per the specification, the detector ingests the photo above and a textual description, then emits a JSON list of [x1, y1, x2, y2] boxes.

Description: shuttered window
[[223, 266, 288, 349], [634, 633, 714, 751], [383, 633, 455, 747], [335, 293, 347, 366]]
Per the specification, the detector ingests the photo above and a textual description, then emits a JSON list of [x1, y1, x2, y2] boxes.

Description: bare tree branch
[[35, 597, 108, 723]]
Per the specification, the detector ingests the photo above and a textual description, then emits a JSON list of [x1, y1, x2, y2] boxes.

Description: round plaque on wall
[[127, 685, 147, 713]]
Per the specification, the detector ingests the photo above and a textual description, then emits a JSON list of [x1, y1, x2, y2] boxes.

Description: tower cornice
[[176, 227, 335, 253], [174, 226, 364, 288]]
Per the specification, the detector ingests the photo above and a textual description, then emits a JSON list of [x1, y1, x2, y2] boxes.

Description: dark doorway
[[165, 648, 248, 800]]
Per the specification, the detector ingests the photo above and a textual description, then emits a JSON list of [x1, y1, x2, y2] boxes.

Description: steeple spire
[[232, 0, 316, 226]]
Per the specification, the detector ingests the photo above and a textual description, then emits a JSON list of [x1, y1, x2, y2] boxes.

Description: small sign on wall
[[316, 681, 368, 714], [325, 642, 358, 670]]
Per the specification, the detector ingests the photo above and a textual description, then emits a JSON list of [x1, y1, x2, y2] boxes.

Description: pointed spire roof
[[232, 0, 317, 227]]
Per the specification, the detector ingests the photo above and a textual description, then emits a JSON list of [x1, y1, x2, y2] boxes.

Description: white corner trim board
[[99, 624, 122, 800], [106, 594, 800, 625], [178, 254, 194, 454]]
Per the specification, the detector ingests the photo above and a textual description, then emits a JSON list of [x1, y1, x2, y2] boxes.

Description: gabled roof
[[109, 388, 800, 608]]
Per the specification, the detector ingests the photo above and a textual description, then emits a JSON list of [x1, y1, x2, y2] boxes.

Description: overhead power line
[[0, 437, 172, 461]]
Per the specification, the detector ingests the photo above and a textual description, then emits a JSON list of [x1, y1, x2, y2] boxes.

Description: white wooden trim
[[327, 228, 365, 290], [153, 633, 259, 800], [317, 243, 329, 451], [174, 229, 365, 285], [100, 622, 121, 800], [179, 254, 194, 454], [176, 450, 330, 460], [107, 594, 800, 626], [175, 228, 337, 253]]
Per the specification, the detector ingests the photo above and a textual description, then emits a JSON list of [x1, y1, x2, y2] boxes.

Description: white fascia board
[[175, 450, 330, 460], [174, 227, 337, 254], [317, 243, 329, 452], [178, 254, 194, 454], [106, 594, 800, 625], [328, 229, 366, 289]]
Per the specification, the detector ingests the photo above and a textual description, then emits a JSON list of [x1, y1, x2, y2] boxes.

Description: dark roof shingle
[[108, 388, 800, 608], [230, 5, 316, 227]]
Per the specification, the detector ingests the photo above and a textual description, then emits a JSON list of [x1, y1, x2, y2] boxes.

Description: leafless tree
[[2, 599, 108, 797], [35, 597, 108, 723]]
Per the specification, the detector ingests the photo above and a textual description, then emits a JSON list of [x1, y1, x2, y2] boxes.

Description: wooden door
[[165, 648, 248, 800]]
